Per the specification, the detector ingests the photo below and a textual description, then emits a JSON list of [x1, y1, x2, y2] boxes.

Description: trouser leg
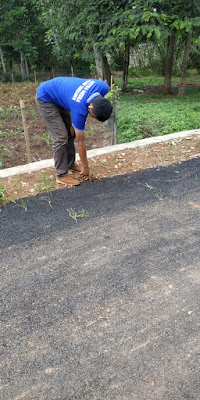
[[36, 98, 75, 176], [59, 108, 75, 169]]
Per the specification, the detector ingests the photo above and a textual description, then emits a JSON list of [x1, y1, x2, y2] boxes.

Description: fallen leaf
[[188, 202, 200, 209]]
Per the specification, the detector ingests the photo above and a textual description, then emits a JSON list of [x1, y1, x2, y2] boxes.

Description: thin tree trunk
[[122, 40, 130, 91], [34, 70, 37, 82], [25, 56, 29, 77], [0, 45, 6, 73], [102, 55, 111, 86], [93, 46, 111, 85], [178, 31, 192, 96], [164, 29, 176, 94], [20, 51, 26, 80], [93, 46, 103, 80]]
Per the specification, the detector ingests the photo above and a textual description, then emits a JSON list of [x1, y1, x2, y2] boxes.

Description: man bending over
[[36, 77, 112, 186]]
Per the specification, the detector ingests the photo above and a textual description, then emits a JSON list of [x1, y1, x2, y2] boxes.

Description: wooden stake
[[110, 75, 118, 145], [112, 102, 118, 145], [20, 100, 32, 163]]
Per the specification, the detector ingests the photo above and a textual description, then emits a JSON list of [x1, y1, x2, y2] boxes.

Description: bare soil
[[0, 82, 199, 205]]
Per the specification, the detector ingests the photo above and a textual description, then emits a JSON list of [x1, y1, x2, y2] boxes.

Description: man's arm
[[75, 129, 91, 181]]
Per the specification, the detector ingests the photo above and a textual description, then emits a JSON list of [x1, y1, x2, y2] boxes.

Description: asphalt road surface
[[1, 158, 200, 400]]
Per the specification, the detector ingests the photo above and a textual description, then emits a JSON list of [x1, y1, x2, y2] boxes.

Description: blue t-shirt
[[36, 77, 109, 131]]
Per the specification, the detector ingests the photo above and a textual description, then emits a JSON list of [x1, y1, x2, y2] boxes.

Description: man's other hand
[[70, 126, 75, 136]]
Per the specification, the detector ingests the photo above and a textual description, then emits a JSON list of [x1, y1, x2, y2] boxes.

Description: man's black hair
[[92, 96, 112, 121]]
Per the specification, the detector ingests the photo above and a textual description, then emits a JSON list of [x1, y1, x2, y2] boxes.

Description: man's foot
[[69, 163, 81, 173], [56, 175, 80, 186]]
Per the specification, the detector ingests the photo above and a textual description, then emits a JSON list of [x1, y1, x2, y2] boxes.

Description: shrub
[[129, 66, 153, 77]]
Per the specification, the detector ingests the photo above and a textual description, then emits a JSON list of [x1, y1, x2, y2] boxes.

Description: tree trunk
[[102, 55, 111, 86], [25, 56, 29, 77], [0, 45, 6, 73], [164, 29, 176, 94], [93, 46, 103, 79], [178, 31, 192, 97], [122, 40, 130, 91], [93, 46, 111, 86], [20, 51, 26, 80]]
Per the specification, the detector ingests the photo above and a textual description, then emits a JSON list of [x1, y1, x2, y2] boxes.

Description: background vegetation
[[0, 1, 200, 88], [0, 0, 200, 153]]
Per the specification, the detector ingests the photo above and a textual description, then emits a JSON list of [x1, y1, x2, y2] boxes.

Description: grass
[[116, 77, 200, 143], [115, 74, 200, 88]]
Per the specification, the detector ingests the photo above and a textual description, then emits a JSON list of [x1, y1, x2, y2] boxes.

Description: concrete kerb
[[1, 129, 199, 179]]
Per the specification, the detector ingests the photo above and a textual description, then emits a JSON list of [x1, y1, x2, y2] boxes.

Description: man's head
[[88, 96, 112, 121]]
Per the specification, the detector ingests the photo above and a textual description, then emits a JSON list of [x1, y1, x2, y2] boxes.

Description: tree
[[38, 0, 113, 82], [0, 0, 52, 77], [127, 0, 200, 95], [108, 1, 164, 89], [178, 31, 193, 96], [0, 0, 14, 73], [164, 29, 176, 94], [154, 0, 200, 94]]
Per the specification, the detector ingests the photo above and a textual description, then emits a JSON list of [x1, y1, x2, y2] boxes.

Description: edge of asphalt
[[1, 129, 199, 179]]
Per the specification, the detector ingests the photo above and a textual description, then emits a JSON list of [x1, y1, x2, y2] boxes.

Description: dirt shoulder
[[1, 135, 199, 205]]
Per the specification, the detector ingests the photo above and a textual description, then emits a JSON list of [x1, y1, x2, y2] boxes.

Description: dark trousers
[[36, 97, 75, 176]]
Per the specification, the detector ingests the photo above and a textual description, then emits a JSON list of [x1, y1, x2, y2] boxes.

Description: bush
[[0, 73, 11, 83], [129, 66, 153, 77], [186, 68, 199, 77]]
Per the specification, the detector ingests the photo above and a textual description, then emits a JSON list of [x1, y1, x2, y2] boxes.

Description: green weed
[[144, 182, 163, 200], [144, 183, 154, 190], [0, 181, 15, 207], [46, 193, 52, 208], [0, 107, 5, 117], [67, 208, 87, 222], [155, 191, 163, 200], [42, 173, 53, 192], [42, 133, 51, 147], [37, 183, 42, 192], [0, 182, 6, 205], [3, 146, 11, 155], [20, 199, 28, 211], [84, 125, 96, 136], [37, 173, 53, 193]]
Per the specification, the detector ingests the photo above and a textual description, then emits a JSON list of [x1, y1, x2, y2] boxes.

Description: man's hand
[[81, 166, 91, 181]]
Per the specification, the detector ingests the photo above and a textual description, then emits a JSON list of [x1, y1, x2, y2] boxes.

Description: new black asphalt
[[1, 158, 200, 400]]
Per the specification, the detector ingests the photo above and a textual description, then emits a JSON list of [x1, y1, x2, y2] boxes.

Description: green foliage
[[117, 78, 200, 143], [129, 66, 153, 77], [0, 0, 54, 74], [188, 41, 200, 73], [1, 0, 200, 88], [105, 84, 121, 102], [0, 182, 6, 205]]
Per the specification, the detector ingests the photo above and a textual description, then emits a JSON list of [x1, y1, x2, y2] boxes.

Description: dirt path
[[1, 135, 199, 205]]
